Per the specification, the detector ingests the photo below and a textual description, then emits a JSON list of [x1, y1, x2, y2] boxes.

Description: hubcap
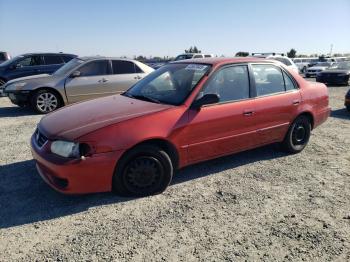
[[123, 156, 163, 193], [292, 124, 306, 145], [36, 93, 58, 113]]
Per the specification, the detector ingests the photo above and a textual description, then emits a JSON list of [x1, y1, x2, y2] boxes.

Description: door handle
[[99, 78, 108, 83], [292, 100, 300, 105], [243, 109, 255, 116], [134, 75, 142, 80]]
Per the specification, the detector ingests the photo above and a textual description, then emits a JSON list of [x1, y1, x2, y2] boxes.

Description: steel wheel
[[123, 156, 163, 195], [282, 115, 311, 153], [113, 145, 173, 197], [292, 124, 307, 145], [35, 91, 58, 113]]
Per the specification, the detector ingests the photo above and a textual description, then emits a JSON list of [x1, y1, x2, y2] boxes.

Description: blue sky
[[0, 0, 349, 57]]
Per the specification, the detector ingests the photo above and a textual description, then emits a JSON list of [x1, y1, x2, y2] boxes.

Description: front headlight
[[51, 140, 80, 158], [5, 82, 27, 91]]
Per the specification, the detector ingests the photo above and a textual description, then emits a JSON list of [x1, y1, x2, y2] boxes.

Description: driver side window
[[78, 60, 109, 77], [200, 65, 250, 103], [16, 56, 43, 67]]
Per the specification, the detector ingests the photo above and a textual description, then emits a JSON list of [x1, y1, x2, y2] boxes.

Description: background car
[[316, 61, 350, 85], [3, 57, 154, 113], [174, 53, 214, 61], [0, 52, 77, 89], [30, 58, 330, 196], [305, 62, 333, 77], [266, 55, 299, 73], [0, 51, 11, 64], [252, 53, 299, 73], [293, 57, 318, 73]]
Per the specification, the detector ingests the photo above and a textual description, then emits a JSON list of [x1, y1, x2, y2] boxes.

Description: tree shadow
[[0, 144, 286, 229], [330, 108, 350, 120]]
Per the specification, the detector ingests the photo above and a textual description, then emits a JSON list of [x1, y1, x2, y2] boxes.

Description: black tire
[[30, 89, 61, 114], [282, 115, 311, 154], [0, 78, 6, 87], [112, 145, 173, 197]]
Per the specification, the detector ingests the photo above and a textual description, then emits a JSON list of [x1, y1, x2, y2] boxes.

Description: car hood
[[6, 74, 51, 84], [319, 69, 350, 74], [39, 95, 174, 140]]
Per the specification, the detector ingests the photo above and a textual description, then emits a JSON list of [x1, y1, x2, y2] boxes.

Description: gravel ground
[[0, 82, 349, 261]]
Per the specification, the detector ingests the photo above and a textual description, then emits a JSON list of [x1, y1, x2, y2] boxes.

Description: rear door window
[[112, 60, 137, 74], [283, 71, 297, 91], [78, 60, 109, 76], [44, 55, 64, 65], [252, 64, 285, 96]]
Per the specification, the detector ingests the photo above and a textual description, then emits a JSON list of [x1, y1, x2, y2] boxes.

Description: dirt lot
[[0, 82, 349, 261]]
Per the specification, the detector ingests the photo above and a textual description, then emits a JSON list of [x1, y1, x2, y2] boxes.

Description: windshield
[[330, 62, 350, 70], [0, 55, 24, 67], [53, 58, 84, 75], [124, 63, 211, 105], [174, 54, 194, 61]]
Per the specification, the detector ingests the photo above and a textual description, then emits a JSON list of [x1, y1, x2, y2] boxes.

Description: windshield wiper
[[123, 93, 161, 104]]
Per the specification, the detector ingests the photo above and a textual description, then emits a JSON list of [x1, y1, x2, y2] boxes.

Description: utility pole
[[329, 44, 333, 56]]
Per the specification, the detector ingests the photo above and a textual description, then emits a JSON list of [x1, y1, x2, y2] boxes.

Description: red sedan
[[30, 57, 330, 196]]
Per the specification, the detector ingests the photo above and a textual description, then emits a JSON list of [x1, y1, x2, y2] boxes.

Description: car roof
[[171, 57, 268, 66], [20, 52, 76, 56], [78, 56, 139, 62]]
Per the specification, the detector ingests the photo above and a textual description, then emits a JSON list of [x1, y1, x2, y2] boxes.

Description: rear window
[[44, 55, 63, 65]]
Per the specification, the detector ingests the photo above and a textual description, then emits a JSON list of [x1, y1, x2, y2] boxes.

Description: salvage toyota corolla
[[31, 57, 330, 196]]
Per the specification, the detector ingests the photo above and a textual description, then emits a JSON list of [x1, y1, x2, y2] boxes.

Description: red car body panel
[[31, 58, 330, 194]]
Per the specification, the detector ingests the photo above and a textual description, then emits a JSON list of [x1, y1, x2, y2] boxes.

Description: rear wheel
[[282, 115, 311, 153], [31, 89, 61, 114], [113, 145, 173, 197], [0, 79, 6, 87]]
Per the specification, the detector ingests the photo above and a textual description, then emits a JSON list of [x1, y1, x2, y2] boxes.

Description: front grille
[[35, 129, 48, 147]]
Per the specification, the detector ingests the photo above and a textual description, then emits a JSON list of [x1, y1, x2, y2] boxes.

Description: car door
[[64, 60, 111, 103], [6, 55, 45, 80], [42, 55, 65, 74], [105, 60, 146, 93], [250, 64, 302, 145], [185, 64, 259, 163]]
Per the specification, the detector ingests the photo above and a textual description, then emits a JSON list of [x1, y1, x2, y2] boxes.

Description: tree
[[287, 48, 297, 58], [235, 51, 249, 57], [185, 46, 201, 53]]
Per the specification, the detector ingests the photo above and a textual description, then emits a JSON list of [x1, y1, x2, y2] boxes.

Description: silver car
[[3, 57, 154, 113]]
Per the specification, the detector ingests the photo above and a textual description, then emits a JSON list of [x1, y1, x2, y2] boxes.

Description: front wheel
[[282, 116, 311, 154], [31, 89, 61, 114], [112, 145, 173, 197]]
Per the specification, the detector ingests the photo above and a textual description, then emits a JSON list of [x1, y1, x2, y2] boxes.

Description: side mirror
[[191, 93, 220, 109], [70, 71, 81, 78]]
